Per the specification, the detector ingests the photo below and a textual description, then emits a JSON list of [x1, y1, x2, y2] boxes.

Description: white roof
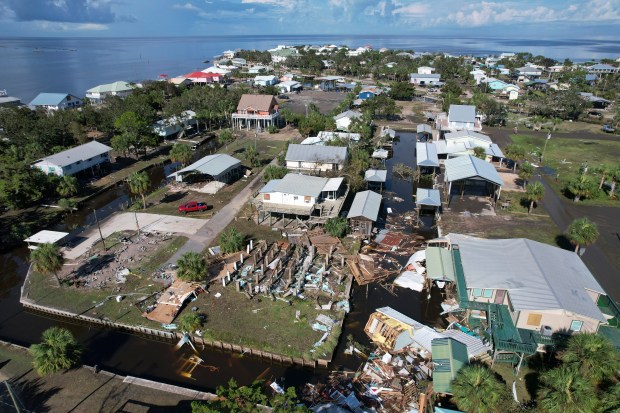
[[448, 105, 476, 124], [168, 154, 241, 180], [34, 141, 112, 168], [416, 142, 439, 167], [334, 110, 362, 121], [323, 177, 344, 192], [416, 188, 441, 207], [417, 124, 433, 134], [444, 130, 491, 143], [261, 173, 333, 197], [444, 155, 503, 186], [364, 169, 387, 183], [86, 81, 133, 94], [448, 234, 607, 321], [24, 230, 69, 245]]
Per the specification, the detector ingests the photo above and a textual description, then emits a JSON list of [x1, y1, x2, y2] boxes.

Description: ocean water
[[1, 34, 619, 103]]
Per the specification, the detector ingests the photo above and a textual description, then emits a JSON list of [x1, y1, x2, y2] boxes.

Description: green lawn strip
[[185, 283, 337, 359], [27, 235, 187, 329], [510, 134, 620, 207], [492, 363, 534, 402]]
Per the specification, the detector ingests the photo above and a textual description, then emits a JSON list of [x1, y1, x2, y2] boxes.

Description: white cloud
[[34, 21, 108, 31], [173, 3, 203, 12]]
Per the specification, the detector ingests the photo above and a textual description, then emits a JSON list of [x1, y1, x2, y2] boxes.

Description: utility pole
[[541, 132, 551, 165], [134, 211, 140, 236], [93, 209, 106, 251]]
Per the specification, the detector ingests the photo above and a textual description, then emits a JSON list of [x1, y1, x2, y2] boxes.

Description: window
[[482, 289, 493, 298], [304, 196, 311, 203], [472, 288, 482, 298], [527, 313, 542, 326], [293, 196, 298, 201], [263, 194, 270, 201], [570, 320, 583, 332]]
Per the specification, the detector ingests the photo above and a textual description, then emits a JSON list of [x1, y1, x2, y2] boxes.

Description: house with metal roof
[[427, 234, 613, 364], [86, 81, 135, 103], [409, 73, 441, 86], [285, 144, 348, 172], [442, 130, 504, 162], [278, 80, 302, 93], [153, 110, 197, 138], [416, 188, 441, 209], [347, 190, 382, 238], [255, 173, 347, 223], [0, 90, 20, 108], [587, 63, 619, 74], [167, 153, 242, 183], [334, 110, 362, 131], [232, 94, 280, 131], [579, 92, 612, 109], [416, 124, 433, 140], [33, 141, 112, 177], [444, 155, 503, 203], [29, 93, 82, 111], [416, 142, 439, 170], [254, 75, 278, 87]]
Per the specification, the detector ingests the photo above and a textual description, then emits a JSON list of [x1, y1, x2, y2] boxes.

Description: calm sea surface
[[1, 34, 620, 103]]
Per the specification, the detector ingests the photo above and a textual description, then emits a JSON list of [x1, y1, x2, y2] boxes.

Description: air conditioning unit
[[540, 325, 553, 337]]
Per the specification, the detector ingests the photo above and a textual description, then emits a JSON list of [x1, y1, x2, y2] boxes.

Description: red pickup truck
[[178, 201, 209, 214]]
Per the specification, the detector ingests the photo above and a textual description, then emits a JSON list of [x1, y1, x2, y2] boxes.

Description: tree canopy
[[29, 327, 82, 376]]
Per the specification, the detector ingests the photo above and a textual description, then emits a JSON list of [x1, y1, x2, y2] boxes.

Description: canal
[[0, 131, 440, 391]]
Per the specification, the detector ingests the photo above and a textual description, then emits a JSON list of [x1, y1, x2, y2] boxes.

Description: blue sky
[[0, 0, 619, 38]]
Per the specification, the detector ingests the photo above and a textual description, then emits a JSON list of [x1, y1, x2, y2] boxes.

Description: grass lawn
[[511, 134, 620, 207], [182, 282, 340, 359], [492, 363, 534, 402], [26, 234, 187, 328], [0, 343, 191, 412]]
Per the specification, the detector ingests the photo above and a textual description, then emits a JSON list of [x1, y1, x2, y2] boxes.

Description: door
[[494, 289, 506, 304]]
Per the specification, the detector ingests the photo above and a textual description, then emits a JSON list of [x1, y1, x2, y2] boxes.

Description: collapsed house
[[143, 280, 201, 324]]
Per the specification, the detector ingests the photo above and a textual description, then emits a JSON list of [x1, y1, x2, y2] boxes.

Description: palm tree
[[57, 175, 78, 198], [128, 171, 150, 209], [244, 144, 259, 167], [594, 164, 613, 189], [451, 364, 509, 413], [178, 313, 203, 334], [29, 327, 82, 376], [560, 333, 619, 386], [504, 143, 526, 173], [525, 181, 544, 214], [30, 242, 64, 285], [567, 217, 599, 253], [608, 167, 620, 199], [518, 162, 534, 188], [566, 174, 597, 202], [170, 143, 193, 167], [176, 251, 207, 282], [538, 365, 599, 413]]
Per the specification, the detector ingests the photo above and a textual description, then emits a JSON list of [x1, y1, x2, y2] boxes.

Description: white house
[[516, 66, 543, 78], [254, 75, 278, 87], [153, 110, 197, 138], [441, 130, 504, 161], [258, 173, 345, 215], [33, 141, 112, 177], [285, 144, 348, 172], [249, 65, 270, 74], [268, 45, 300, 63], [587, 64, 619, 74], [446, 105, 481, 131], [278, 80, 302, 93], [86, 81, 135, 104], [418, 66, 435, 75], [410, 73, 441, 86], [201, 66, 231, 76], [334, 110, 362, 131], [29, 93, 82, 111], [470, 69, 487, 85]]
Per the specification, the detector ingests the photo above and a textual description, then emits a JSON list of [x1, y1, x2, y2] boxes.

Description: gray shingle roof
[[285, 144, 347, 164], [444, 155, 503, 186], [35, 141, 112, 167], [416, 142, 439, 167], [448, 105, 476, 124], [347, 190, 381, 221], [448, 234, 607, 321]]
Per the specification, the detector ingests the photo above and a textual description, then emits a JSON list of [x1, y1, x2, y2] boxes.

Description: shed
[[444, 155, 503, 202], [168, 153, 242, 183], [417, 123, 433, 138], [347, 190, 382, 238], [416, 142, 439, 169], [364, 169, 387, 191], [432, 337, 469, 394], [24, 230, 69, 250], [416, 188, 441, 208]]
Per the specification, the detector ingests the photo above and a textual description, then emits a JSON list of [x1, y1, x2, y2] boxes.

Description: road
[[165, 162, 272, 264]]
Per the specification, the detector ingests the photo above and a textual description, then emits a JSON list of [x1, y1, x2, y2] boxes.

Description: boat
[[161, 323, 178, 330]]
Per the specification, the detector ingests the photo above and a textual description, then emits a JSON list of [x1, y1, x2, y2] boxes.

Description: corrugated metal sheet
[[426, 247, 455, 281], [364, 169, 387, 183], [444, 155, 503, 186], [259, 179, 281, 194], [285, 144, 347, 164], [347, 190, 381, 221], [416, 142, 439, 167], [448, 234, 607, 321], [417, 124, 432, 134], [333, 110, 362, 120], [448, 104, 476, 124], [442, 329, 491, 358], [445, 130, 491, 143], [170, 154, 241, 179], [431, 338, 469, 394], [486, 143, 505, 158], [323, 177, 344, 192], [377, 307, 423, 329], [36, 141, 111, 167], [416, 188, 441, 207], [271, 174, 329, 197]]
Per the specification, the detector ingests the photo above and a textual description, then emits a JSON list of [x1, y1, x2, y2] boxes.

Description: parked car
[[602, 124, 616, 133], [278, 94, 289, 100], [178, 201, 209, 213]]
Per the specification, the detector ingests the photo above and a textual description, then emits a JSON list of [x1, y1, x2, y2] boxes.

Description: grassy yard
[[26, 234, 187, 328], [182, 282, 340, 359], [511, 134, 620, 207], [492, 363, 535, 402], [0, 343, 192, 412]]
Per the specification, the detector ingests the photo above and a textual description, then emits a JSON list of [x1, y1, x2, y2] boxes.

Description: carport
[[168, 153, 242, 183], [443, 155, 503, 206]]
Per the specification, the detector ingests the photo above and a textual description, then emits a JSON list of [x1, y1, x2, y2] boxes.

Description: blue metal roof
[[29, 93, 73, 106]]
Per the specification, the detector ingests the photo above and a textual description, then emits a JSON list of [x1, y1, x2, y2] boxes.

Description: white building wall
[[263, 191, 316, 206], [34, 152, 111, 177], [286, 161, 341, 171]]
